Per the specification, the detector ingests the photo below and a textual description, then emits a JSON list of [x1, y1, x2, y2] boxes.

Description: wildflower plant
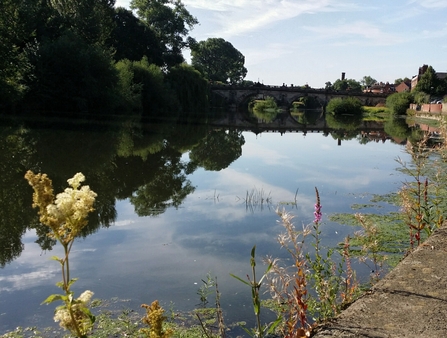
[[140, 300, 173, 338], [397, 133, 446, 249], [266, 188, 359, 336], [25, 171, 97, 338], [353, 213, 387, 284], [306, 188, 344, 321], [266, 209, 311, 337], [230, 245, 281, 338]]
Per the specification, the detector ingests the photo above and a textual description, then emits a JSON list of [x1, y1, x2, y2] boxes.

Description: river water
[[0, 114, 414, 334]]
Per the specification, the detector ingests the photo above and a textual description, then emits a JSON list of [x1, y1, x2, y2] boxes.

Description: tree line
[[0, 0, 247, 116]]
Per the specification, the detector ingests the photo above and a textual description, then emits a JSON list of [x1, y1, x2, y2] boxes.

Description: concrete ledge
[[312, 226, 447, 338]]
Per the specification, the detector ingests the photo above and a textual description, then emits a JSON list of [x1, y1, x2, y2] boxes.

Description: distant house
[[395, 80, 411, 93], [364, 82, 395, 94]]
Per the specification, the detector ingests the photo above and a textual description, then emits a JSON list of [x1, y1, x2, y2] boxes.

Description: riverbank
[[312, 225, 447, 337]]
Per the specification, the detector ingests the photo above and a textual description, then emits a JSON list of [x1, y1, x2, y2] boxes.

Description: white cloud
[[0, 269, 58, 292], [303, 21, 402, 46], [410, 0, 447, 8], [184, 0, 354, 37]]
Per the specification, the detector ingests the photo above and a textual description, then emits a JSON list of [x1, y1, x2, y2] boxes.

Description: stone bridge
[[210, 84, 389, 110]]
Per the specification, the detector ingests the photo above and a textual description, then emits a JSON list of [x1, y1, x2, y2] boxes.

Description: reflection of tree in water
[[252, 108, 278, 123], [189, 129, 245, 171], [130, 155, 195, 216], [384, 117, 411, 140], [329, 129, 359, 142], [325, 112, 363, 131], [0, 117, 243, 265], [0, 125, 39, 266], [292, 109, 321, 125]]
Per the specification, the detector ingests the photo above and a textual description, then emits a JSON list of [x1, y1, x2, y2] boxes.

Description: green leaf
[[267, 316, 283, 334], [241, 326, 255, 337], [68, 278, 78, 287], [253, 301, 260, 315], [229, 273, 251, 286], [250, 245, 256, 267], [250, 245, 256, 259], [51, 256, 62, 262], [41, 294, 65, 304], [79, 307, 96, 323]]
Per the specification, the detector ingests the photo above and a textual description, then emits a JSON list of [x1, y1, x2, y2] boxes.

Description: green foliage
[[325, 98, 363, 130], [362, 106, 389, 117], [332, 78, 362, 92], [25, 31, 118, 113], [47, 0, 115, 46], [130, 0, 198, 67], [383, 117, 411, 139], [412, 90, 430, 104], [230, 245, 280, 338], [189, 129, 245, 171], [415, 65, 447, 97], [191, 38, 247, 84], [394, 77, 411, 85], [111, 7, 163, 64], [360, 75, 377, 88], [166, 63, 209, 114], [115, 57, 177, 115], [326, 97, 363, 116], [385, 92, 413, 115], [249, 97, 279, 122], [0, 0, 37, 106]]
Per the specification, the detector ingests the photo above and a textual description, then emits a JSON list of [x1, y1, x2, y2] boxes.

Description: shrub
[[326, 97, 363, 115], [386, 92, 413, 115]]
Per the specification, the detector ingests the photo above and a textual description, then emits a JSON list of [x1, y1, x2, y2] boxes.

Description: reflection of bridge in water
[[211, 84, 390, 111], [210, 111, 396, 146]]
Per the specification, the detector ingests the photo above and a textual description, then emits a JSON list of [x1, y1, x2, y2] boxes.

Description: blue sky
[[115, 0, 447, 88]]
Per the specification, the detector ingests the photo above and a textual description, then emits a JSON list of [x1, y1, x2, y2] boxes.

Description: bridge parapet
[[210, 84, 389, 109]]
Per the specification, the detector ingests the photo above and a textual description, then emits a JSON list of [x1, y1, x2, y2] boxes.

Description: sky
[[115, 0, 447, 88]]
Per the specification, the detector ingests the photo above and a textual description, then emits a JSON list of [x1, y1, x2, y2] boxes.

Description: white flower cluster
[[54, 290, 94, 331], [46, 173, 97, 228]]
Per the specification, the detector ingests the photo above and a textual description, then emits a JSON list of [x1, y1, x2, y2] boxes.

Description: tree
[[394, 77, 410, 85], [166, 63, 209, 114], [332, 79, 361, 92], [0, 0, 38, 105], [130, 0, 198, 67], [386, 92, 413, 115], [191, 38, 247, 84], [25, 31, 119, 113], [111, 7, 163, 64], [415, 66, 446, 97], [48, 0, 116, 46], [115, 57, 176, 115], [360, 76, 377, 88], [326, 97, 364, 116], [189, 129, 245, 171]]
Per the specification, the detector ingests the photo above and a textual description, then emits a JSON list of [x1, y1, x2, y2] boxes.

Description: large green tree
[[25, 31, 119, 113], [415, 65, 447, 98], [111, 7, 163, 64], [47, 0, 116, 46], [191, 38, 247, 84], [0, 0, 38, 105], [332, 78, 362, 92], [130, 0, 198, 67]]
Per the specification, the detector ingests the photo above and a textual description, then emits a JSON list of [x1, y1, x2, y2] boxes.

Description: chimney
[[341, 72, 346, 80]]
